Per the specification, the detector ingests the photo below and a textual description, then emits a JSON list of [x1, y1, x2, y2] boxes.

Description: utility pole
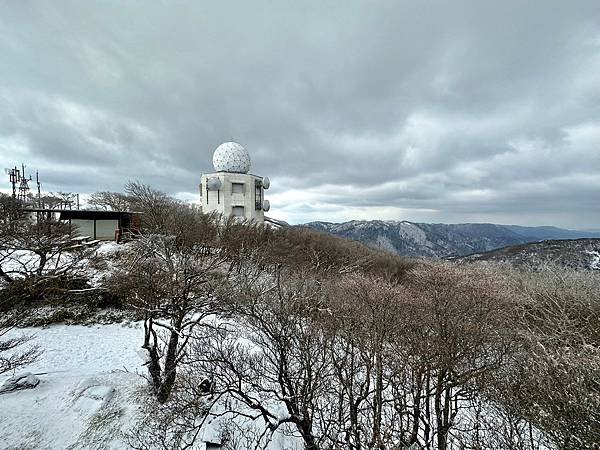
[[36, 171, 42, 208]]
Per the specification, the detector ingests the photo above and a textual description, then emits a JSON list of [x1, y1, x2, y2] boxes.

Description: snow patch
[[0, 323, 144, 449], [398, 222, 428, 245], [586, 250, 600, 269]]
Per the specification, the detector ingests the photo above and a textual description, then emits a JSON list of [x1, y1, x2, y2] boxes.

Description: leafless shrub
[[454, 397, 547, 450], [0, 194, 92, 302], [124, 181, 191, 235], [87, 191, 132, 212], [320, 273, 403, 449], [316, 263, 521, 450], [197, 269, 334, 450], [0, 306, 41, 376], [166, 260, 522, 450], [400, 262, 521, 450], [271, 227, 413, 282], [487, 264, 600, 450], [109, 222, 227, 403], [126, 374, 220, 450]]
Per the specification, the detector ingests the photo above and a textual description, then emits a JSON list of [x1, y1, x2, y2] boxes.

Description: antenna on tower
[[17, 163, 32, 202], [5, 164, 41, 205], [5, 166, 19, 198]]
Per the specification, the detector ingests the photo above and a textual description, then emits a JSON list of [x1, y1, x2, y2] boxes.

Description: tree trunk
[[409, 370, 424, 446], [143, 318, 162, 392], [0, 267, 13, 283], [156, 313, 183, 403], [372, 348, 384, 449], [424, 371, 431, 450], [435, 370, 448, 450], [36, 252, 47, 276], [299, 419, 319, 450]]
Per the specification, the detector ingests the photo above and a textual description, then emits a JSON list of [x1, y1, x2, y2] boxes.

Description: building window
[[232, 183, 244, 194], [232, 206, 244, 217], [255, 180, 263, 210]]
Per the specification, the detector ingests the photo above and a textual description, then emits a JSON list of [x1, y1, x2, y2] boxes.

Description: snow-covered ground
[[0, 322, 301, 450], [586, 250, 600, 269], [0, 323, 145, 450]]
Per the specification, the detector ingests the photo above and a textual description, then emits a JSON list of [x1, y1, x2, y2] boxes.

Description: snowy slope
[[0, 322, 302, 450]]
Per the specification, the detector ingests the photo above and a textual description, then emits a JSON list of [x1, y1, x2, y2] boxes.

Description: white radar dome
[[213, 142, 251, 173]]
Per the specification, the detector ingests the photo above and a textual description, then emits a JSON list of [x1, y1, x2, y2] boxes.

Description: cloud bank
[[1, 1, 599, 228]]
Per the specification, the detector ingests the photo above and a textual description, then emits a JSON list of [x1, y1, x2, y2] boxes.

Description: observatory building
[[199, 142, 270, 222]]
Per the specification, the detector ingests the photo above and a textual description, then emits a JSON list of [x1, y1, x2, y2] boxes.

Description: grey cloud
[[0, 0, 599, 227]]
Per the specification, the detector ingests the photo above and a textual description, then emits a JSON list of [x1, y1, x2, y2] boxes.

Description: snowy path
[[0, 323, 145, 450]]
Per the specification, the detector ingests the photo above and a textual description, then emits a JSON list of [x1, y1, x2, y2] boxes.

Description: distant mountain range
[[302, 220, 600, 258], [450, 238, 600, 270]]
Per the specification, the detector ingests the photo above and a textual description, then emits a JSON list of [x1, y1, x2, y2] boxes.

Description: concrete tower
[[199, 142, 270, 222]]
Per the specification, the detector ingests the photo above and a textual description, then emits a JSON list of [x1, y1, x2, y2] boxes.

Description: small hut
[[24, 208, 141, 241]]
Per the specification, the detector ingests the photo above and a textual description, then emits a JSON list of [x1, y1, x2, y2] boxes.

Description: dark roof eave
[[24, 208, 142, 214]]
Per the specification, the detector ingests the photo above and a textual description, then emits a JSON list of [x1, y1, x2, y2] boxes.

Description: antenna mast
[[36, 171, 42, 208], [17, 163, 32, 202], [5, 164, 43, 206], [5, 166, 19, 198]]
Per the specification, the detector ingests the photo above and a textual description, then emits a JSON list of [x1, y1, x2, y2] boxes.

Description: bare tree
[[392, 262, 519, 450], [192, 269, 336, 450], [321, 273, 403, 450], [488, 264, 600, 450], [454, 397, 546, 450], [138, 239, 526, 450], [124, 181, 180, 234], [110, 195, 568, 450], [90, 182, 198, 231], [87, 191, 132, 211], [111, 227, 227, 403], [0, 194, 92, 297]]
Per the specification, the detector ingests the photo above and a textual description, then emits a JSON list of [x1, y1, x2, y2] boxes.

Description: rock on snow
[[0, 372, 40, 394]]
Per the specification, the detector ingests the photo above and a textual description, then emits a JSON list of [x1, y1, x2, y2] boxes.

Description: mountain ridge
[[301, 220, 600, 258], [451, 238, 600, 270]]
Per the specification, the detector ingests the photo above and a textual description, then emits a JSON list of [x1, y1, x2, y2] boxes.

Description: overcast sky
[[1, 1, 599, 228]]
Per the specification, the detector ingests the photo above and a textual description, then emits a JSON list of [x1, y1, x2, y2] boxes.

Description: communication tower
[[5, 164, 33, 202]]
